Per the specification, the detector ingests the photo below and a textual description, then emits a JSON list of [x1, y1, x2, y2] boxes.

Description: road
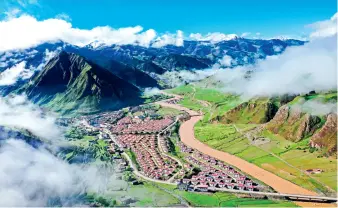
[[157, 118, 184, 183], [156, 94, 337, 207]]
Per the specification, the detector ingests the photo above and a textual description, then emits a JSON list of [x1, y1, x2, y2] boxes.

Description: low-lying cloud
[[0, 48, 60, 86], [0, 61, 32, 85], [160, 69, 217, 88], [0, 139, 112, 206], [0, 94, 62, 140], [212, 34, 336, 98], [0, 95, 118, 206], [152, 30, 183, 48], [143, 87, 161, 96], [189, 32, 238, 43], [292, 99, 337, 116]]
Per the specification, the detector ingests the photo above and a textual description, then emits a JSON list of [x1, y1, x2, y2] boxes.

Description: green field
[[60, 133, 111, 163], [194, 123, 337, 194], [156, 184, 297, 207], [166, 85, 241, 122], [156, 106, 183, 116], [167, 85, 337, 194]]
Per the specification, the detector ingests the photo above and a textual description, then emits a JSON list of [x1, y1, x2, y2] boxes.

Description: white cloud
[[34, 48, 61, 71], [189, 32, 238, 43], [0, 95, 62, 140], [143, 87, 161, 96], [0, 95, 120, 206], [0, 61, 32, 85], [273, 45, 283, 52], [0, 139, 113, 206], [219, 55, 234, 67], [213, 35, 337, 97], [151, 30, 184, 48], [0, 15, 184, 52], [292, 99, 337, 116], [309, 13, 337, 38], [160, 68, 217, 87], [0, 48, 57, 85]]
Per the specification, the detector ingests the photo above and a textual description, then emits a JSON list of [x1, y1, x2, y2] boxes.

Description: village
[[73, 100, 263, 193]]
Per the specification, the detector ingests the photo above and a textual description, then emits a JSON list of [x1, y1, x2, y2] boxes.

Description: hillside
[[266, 92, 337, 151], [266, 105, 322, 142], [20, 51, 143, 114], [167, 85, 337, 194], [217, 98, 279, 124], [102, 60, 160, 88], [310, 113, 337, 154]]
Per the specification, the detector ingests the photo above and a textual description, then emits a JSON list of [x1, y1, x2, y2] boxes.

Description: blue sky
[[0, 0, 337, 38]]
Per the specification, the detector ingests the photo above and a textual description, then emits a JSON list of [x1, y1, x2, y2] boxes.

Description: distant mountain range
[[0, 38, 305, 114]]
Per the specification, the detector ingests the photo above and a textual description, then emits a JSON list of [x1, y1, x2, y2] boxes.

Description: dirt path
[[157, 99, 336, 207]]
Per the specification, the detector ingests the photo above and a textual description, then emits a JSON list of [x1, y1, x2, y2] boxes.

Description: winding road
[[157, 93, 336, 207]]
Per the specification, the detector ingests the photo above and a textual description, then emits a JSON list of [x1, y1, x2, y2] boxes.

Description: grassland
[[156, 106, 183, 116], [288, 92, 337, 105], [156, 184, 297, 207], [166, 84, 241, 122], [61, 131, 111, 163], [194, 123, 337, 194], [168, 85, 337, 194]]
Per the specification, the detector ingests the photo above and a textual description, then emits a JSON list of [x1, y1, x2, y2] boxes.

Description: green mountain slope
[[217, 98, 279, 124], [21, 51, 143, 115]]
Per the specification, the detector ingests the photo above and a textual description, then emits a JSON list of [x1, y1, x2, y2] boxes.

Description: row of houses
[[111, 116, 174, 134], [115, 134, 179, 180], [178, 142, 259, 192]]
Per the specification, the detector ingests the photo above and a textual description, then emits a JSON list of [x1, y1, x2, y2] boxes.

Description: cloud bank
[[0, 95, 116, 206], [189, 32, 238, 43], [0, 15, 185, 52], [0, 94, 62, 140], [0, 139, 112, 206], [0, 48, 60, 85], [213, 34, 337, 97], [0, 61, 32, 85], [292, 99, 337, 116], [159, 68, 217, 88]]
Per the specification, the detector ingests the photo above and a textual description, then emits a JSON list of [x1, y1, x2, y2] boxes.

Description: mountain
[[0, 38, 305, 80], [0, 38, 306, 100], [102, 59, 160, 88], [213, 91, 337, 155], [19, 51, 143, 115]]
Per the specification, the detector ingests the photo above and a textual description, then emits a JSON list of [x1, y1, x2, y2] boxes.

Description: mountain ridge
[[19, 51, 143, 115]]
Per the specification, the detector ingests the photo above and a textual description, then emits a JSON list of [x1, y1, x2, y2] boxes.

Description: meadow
[[156, 184, 297, 207], [195, 123, 337, 194], [168, 84, 337, 194]]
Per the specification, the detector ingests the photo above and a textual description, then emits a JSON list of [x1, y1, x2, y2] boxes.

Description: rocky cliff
[[266, 105, 322, 142], [310, 113, 337, 155]]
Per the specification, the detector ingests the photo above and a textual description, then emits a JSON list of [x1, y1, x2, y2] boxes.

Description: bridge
[[210, 187, 338, 203]]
